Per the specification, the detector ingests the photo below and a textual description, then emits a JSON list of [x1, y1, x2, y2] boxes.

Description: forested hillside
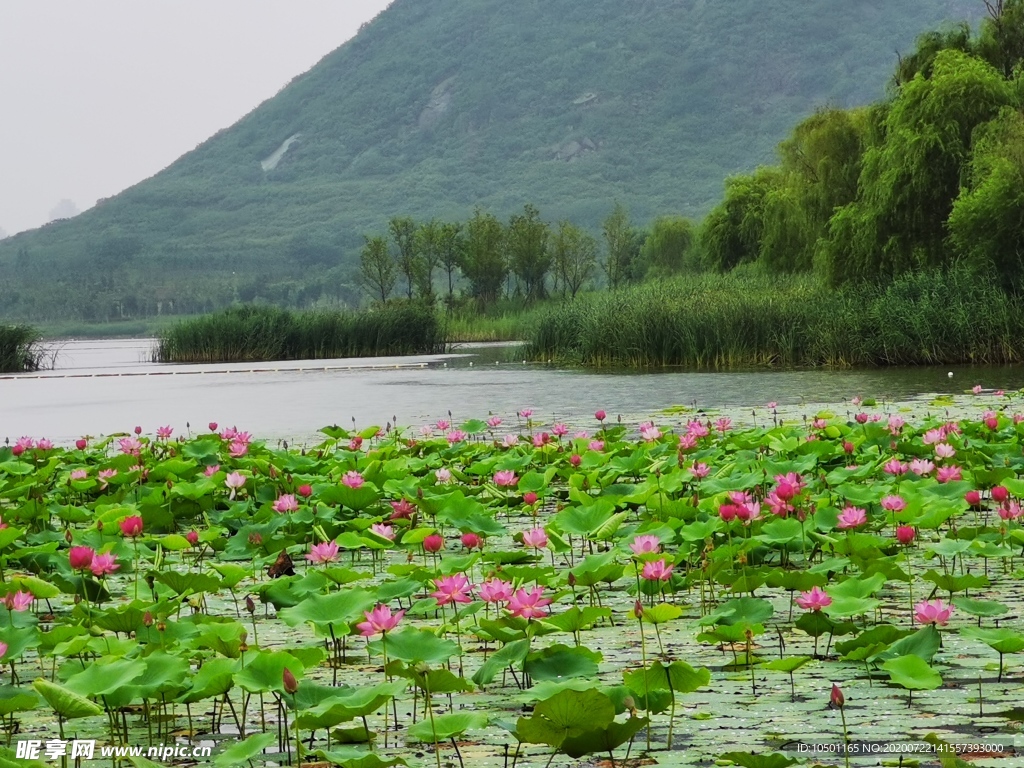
[[0, 0, 982, 322]]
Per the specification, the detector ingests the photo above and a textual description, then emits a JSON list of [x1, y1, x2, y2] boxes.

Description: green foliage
[[639, 216, 695, 276], [359, 236, 396, 303], [551, 221, 597, 299], [0, 325, 44, 372], [154, 303, 443, 363], [528, 266, 1024, 368], [506, 205, 551, 300], [461, 209, 507, 305]]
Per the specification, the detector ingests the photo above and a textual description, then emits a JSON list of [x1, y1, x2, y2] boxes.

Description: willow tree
[[820, 49, 1013, 284], [699, 168, 782, 272], [460, 209, 506, 305], [949, 108, 1024, 289]]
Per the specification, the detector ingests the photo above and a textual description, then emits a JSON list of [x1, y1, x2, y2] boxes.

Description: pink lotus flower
[[641, 558, 674, 582], [273, 494, 298, 513], [595, 410, 607, 421], [998, 501, 1023, 521], [767, 401, 778, 409], [486, 416, 502, 428], [922, 429, 943, 445], [532, 432, 550, 447], [687, 420, 710, 439], [432, 573, 473, 606], [225, 472, 245, 499], [70, 469, 88, 481], [156, 425, 173, 440], [936, 465, 962, 484], [390, 499, 415, 519], [837, 506, 867, 530], [493, 470, 518, 487], [204, 464, 220, 477], [507, 586, 552, 619], [342, 471, 364, 489], [90, 553, 120, 577], [796, 586, 832, 611], [851, 396, 862, 407], [570, 454, 582, 466], [134, 425, 142, 435], [98, 468, 117, 489], [229, 440, 248, 458], [120, 516, 144, 538], [356, 604, 405, 637], [522, 527, 548, 550], [690, 462, 710, 479], [479, 578, 513, 603], [639, 422, 662, 442], [855, 413, 869, 424], [992, 485, 1009, 503], [843, 440, 855, 454], [880, 495, 906, 512], [888, 416, 905, 435], [423, 534, 444, 553], [119, 436, 142, 456], [461, 532, 483, 550], [523, 491, 538, 505], [883, 459, 908, 476], [503, 434, 520, 448], [306, 540, 340, 564], [915, 599, 953, 626], [715, 417, 732, 433], [4, 590, 33, 611], [0, 642, 8, 660], [69, 546, 95, 571], [909, 459, 935, 476], [965, 490, 982, 507], [719, 503, 739, 522], [208, 422, 218, 432], [896, 526, 916, 545], [519, 409, 534, 419], [419, 425, 435, 437], [934, 443, 955, 459], [370, 523, 395, 541], [36, 438, 53, 451], [588, 440, 605, 452], [766, 491, 793, 518], [296, 484, 313, 498], [972, 384, 983, 395], [552, 422, 569, 437], [630, 534, 661, 555], [186, 530, 200, 546], [435, 468, 453, 484], [75, 438, 88, 450], [736, 501, 761, 525], [435, 419, 451, 431], [447, 430, 468, 444]]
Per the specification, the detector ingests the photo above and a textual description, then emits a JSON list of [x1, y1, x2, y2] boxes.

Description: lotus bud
[[633, 600, 643, 620], [245, 595, 256, 615], [831, 683, 845, 708], [567, 572, 576, 588], [282, 667, 298, 695], [143, 611, 153, 627], [156, 622, 166, 632]]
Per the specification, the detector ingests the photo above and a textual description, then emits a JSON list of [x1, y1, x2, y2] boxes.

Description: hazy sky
[[0, 0, 392, 236]]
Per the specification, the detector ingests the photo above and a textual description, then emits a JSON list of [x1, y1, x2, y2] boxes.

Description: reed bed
[[154, 303, 443, 363], [0, 324, 45, 372], [527, 267, 1024, 368]]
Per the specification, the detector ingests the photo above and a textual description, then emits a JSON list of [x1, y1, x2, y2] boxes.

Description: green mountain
[[0, 0, 984, 322]]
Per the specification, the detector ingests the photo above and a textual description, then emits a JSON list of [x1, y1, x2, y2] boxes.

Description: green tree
[[389, 216, 420, 300], [414, 219, 443, 301], [359, 235, 395, 303], [460, 209, 506, 305], [602, 203, 640, 288], [436, 222, 465, 307], [948, 107, 1024, 288], [506, 204, 551, 300], [977, 0, 1024, 77], [820, 49, 1013, 284], [639, 216, 695, 276], [552, 221, 597, 298], [700, 169, 782, 272]]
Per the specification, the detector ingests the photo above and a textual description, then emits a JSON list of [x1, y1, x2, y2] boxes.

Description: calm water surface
[[2, 338, 1024, 443]]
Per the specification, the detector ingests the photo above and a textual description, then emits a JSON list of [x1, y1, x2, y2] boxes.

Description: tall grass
[[0, 325, 45, 373], [527, 267, 1024, 368], [154, 303, 444, 363]]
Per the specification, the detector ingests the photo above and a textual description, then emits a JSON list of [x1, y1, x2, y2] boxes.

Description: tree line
[[358, 205, 698, 306], [699, 0, 1024, 290]]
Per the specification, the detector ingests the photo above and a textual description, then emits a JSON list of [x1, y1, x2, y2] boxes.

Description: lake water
[[2, 338, 1023, 444]]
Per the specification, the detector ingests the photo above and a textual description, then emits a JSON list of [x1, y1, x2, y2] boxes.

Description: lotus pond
[[0, 394, 1022, 768]]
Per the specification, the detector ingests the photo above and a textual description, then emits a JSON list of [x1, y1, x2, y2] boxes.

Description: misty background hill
[[0, 0, 983, 322]]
